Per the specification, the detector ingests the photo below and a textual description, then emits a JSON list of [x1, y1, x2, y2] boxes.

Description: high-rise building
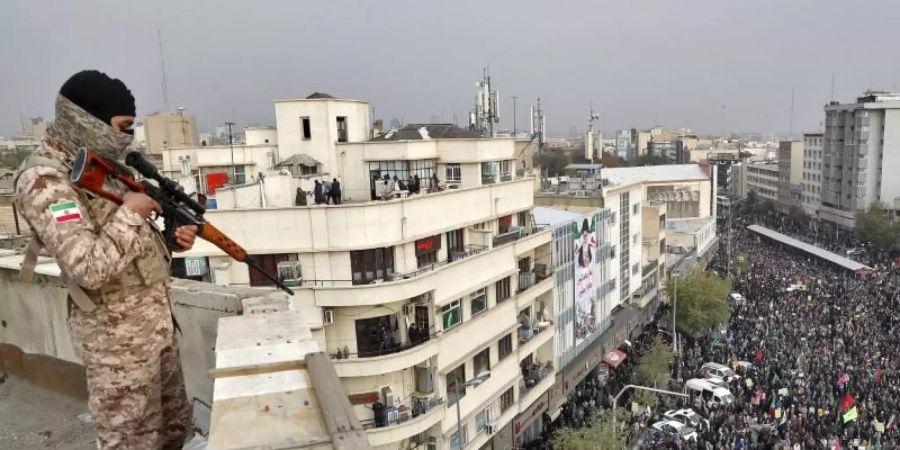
[[820, 91, 900, 228], [143, 110, 198, 154], [801, 133, 824, 216], [746, 162, 779, 203], [170, 92, 554, 450], [777, 141, 804, 213]]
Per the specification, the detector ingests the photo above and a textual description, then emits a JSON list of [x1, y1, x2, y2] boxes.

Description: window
[[350, 247, 394, 285], [498, 334, 513, 360], [442, 300, 462, 330], [301, 117, 311, 140], [447, 363, 466, 406], [476, 408, 491, 434], [447, 228, 465, 254], [355, 314, 399, 357], [517, 211, 528, 229], [336, 116, 348, 143], [415, 235, 441, 268], [481, 161, 497, 184], [498, 215, 512, 233], [445, 163, 461, 182], [249, 253, 296, 286], [632, 262, 639, 275], [496, 277, 511, 302], [368, 159, 438, 199], [632, 203, 639, 216], [470, 288, 487, 316], [499, 160, 512, 181], [500, 387, 515, 412], [233, 165, 246, 184], [632, 233, 638, 244], [172, 257, 211, 283], [473, 347, 491, 376], [450, 427, 468, 450]]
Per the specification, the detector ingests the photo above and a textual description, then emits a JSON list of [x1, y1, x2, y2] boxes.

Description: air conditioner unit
[[323, 308, 335, 325], [403, 304, 416, 316], [276, 261, 302, 286]]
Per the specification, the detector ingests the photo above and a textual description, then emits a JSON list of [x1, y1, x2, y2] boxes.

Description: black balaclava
[[45, 70, 136, 160], [59, 70, 136, 128]]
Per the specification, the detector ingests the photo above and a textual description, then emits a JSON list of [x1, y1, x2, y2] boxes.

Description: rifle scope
[[125, 151, 206, 215]]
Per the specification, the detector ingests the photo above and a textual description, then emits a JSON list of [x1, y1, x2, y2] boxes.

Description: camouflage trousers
[[69, 285, 192, 450]]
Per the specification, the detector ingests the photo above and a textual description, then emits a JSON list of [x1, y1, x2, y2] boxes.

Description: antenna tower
[[469, 68, 500, 137], [157, 27, 170, 111]]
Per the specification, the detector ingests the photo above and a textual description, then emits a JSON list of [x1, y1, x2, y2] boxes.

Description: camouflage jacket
[[14, 142, 172, 306]]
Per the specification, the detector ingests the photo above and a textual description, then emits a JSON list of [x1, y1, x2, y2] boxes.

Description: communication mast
[[586, 106, 600, 163], [531, 98, 545, 177], [469, 68, 500, 137]]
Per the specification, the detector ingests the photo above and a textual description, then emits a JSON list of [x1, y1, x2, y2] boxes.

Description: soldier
[[14, 70, 196, 449]]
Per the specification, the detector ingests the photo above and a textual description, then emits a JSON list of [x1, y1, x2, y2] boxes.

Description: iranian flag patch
[[50, 201, 82, 224]]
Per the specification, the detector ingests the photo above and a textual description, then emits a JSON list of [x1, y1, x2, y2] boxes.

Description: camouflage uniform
[[15, 95, 191, 450]]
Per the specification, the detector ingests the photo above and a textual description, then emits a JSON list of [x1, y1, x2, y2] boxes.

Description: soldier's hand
[[173, 225, 198, 252], [123, 192, 161, 219]]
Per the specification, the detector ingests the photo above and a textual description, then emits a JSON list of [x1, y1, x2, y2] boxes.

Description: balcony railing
[[332, 325, 437, 360], [493, 224, 549, 248], [642, 260, 659, 277], [518, 320, 553, 345], [299, 244, 489, 288], [362, 395, 444, 430], [520, 362, 552, 396]]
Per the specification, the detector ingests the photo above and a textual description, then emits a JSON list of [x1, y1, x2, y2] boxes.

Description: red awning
[[602, 349, 627, 368]]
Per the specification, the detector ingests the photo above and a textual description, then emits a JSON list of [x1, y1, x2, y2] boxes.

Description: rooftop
[[370, 123, 482, 141], [666, 217, 714, 234], [533, 206, 589, 227], [602, 164, 709, 186]]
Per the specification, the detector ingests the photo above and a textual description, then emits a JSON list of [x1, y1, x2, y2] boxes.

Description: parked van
[[684, 378, 735, 406], [701, 362, 740, 382]]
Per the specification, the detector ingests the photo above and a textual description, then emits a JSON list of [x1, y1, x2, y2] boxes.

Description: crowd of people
[[533, 205, 900, 449]]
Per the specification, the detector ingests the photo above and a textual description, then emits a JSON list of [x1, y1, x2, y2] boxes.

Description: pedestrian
[[313, 179, 325, 204], [330, 177, 342, 205], [295, 186, 307, 206], [14, 70, 196, 449]]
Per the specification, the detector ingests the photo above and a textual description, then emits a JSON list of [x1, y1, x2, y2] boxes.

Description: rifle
[[69, 147, 295, 296]]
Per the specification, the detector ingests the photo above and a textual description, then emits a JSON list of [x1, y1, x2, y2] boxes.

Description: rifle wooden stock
[[198, 222, 249, 262]]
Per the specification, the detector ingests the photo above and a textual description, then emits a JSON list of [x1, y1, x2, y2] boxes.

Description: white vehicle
[[685, 378, 735, 406], [651, 420, 698, 442], [701, 362, 740, 381], [704, 376, 729, 388], [729, 292, 745, 305], [663, 408, 711, 431]]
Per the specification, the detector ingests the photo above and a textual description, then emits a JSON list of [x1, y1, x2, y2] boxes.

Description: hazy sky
[[3, 0, 900, 138]]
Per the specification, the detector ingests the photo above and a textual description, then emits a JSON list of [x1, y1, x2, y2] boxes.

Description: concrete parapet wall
[[0, 255, 281, 411]]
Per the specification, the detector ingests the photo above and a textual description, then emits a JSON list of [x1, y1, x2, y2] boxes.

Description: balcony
[[642, 260, 659, 278], [364, 395, 445, 447], [515, 275, 553, 310], [186, 177, 537, 255], [332, 333, 439, 378], [517, 321, 554, 359], [519, 360, 553, 400]]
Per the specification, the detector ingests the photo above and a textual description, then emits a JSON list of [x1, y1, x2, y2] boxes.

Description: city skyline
[[3, 0, 900, 138]]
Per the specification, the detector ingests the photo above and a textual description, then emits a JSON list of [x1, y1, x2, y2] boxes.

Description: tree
[[600, 151, 622, 168], [0, 149, 29, 170], [664, 268, 732, 339], [855, 202, 900, 252], [627, 153, 671, 167], [761, 198, 776, 213], [634, 336, 674, 388], [553, 410, 633, 450]]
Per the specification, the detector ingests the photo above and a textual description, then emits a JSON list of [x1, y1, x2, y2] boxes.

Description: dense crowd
[[539, 206, 900, 449]]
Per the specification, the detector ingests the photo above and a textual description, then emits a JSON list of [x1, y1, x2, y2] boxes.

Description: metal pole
[[512, 96, 518, 136], [12, 202, 20, 235], [454, 380, 462, 450], [612, 384, 689, 432], [225, 121, 235, 182]]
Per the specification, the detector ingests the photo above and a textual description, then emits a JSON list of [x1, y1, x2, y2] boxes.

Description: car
[[701, 362, 740, 382], [650, 420, 698, 442], [664, 408, 711, 431]]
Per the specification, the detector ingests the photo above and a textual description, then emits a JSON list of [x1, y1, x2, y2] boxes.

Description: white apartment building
[[746, 162, 779, 203], [173, 93, 553, 450], [820, 91, 900, 229], [801, 133, 824, 216]]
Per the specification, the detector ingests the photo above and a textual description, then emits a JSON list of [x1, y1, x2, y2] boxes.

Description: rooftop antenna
[[586, 103, 600, 163], [830, 73, 835, 101], [532, 98, 545, 176], [157, 27, 170, 111], [789, 89, 795, 136], [469, 68, 500, 137]]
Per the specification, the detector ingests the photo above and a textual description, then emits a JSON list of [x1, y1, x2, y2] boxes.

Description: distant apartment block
[[820, 91, 900, 229], [801, 133, 824, 216]]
